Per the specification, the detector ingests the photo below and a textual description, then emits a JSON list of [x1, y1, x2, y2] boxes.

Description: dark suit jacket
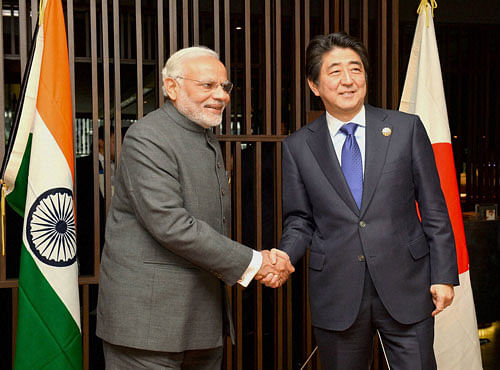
[[279, 104, 459, 331]]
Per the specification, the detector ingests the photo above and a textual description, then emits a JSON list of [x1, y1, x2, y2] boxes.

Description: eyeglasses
[[171, 76, 233, 94]]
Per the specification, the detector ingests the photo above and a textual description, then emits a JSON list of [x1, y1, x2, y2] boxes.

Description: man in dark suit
[[279, 33, 459, 369]]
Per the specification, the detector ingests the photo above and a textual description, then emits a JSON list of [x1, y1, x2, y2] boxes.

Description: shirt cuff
[[237, 250, 263, 287]]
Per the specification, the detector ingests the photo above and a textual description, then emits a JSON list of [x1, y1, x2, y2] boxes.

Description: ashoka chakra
[[26, 187, 77, 267]]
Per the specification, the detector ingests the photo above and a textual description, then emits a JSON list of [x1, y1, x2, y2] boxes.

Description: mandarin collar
[[162, 99, 208, 133]]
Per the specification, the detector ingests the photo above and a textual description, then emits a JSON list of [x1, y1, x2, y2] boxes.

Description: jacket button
[[221, 188, 226, 196], [359, 220, 366, 228], [217, 161, 222, 168], [222, 216, 227, 223], [357, 255, 365, 262]]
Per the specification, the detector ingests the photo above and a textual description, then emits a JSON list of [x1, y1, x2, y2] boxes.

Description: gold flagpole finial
[[0, 180, 7, 257], [417, 0, 438, 27], [39, 0, 47, 26]]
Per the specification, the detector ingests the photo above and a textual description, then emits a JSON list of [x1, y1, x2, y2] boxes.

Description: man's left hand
[[430, 284, 454, 317]]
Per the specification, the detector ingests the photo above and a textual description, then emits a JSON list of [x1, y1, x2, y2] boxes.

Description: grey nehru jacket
[[96, 100, 253, 352]]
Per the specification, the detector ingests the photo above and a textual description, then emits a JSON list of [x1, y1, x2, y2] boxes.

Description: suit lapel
[[360, 105, 392, 216], [306, 114, 360, 215]]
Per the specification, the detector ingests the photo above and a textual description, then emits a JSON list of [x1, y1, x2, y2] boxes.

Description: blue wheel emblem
[[26, 187, 77, 267]]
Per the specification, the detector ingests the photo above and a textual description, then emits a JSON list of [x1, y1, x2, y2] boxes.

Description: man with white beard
[[96, 46, 294, 369]]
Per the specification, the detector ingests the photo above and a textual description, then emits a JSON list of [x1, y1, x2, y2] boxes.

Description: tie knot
[[340, 122, 358, 136]]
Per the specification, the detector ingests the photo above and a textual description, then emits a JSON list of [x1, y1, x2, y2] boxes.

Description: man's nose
[[340, 69, 353, 84], [212, 84, 230, 101]]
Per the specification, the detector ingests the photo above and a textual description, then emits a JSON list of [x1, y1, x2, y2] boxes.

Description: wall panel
[[0, 1, 405, 369]]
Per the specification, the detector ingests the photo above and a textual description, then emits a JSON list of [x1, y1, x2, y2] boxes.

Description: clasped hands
[[254, 249, 295, 288]]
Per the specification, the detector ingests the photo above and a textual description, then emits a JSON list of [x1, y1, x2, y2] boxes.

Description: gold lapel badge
[[382, 127, 392, 137]]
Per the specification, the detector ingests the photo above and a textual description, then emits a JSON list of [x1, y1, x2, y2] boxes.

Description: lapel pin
[[382, 127, 392, 137]]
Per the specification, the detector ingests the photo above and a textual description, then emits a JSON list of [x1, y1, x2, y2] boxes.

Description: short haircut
[[306, 32, 369, 85], [161, 46, 219, 96]]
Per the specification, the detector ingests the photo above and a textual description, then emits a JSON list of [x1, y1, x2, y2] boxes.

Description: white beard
[[175, 88, 225, 128]]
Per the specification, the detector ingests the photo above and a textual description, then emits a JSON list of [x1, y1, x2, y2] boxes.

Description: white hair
[[161, 46, 219, 96]]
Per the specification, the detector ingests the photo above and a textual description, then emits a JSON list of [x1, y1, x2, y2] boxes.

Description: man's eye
[[202, 82, 216, 89]]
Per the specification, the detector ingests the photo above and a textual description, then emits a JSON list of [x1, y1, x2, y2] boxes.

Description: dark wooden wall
[[11, 0, 500, 369]]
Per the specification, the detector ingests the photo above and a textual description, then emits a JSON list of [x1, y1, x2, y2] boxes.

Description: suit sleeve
[[411, 117, 459, 286], [278, 139, 315, 265], [117, 129, 253, 285]]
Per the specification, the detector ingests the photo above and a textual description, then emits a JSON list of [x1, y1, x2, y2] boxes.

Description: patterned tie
[[340, 123, 363, 209]]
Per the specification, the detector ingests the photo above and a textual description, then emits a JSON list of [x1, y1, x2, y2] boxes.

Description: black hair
[[306, 32, 369, 85]]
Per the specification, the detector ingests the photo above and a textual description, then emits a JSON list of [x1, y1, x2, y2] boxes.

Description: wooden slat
[[294, 0, 301, 131], [343, 0, 349, 34], [12, 288, 18, 369], [102, 0, 112, 213], [255, 142, 263, 369], [363, 0, 369, 48], [304, 254, 313, 370], [136, 0, 144, 119], [31, 0, 37, 35], [275, 142, 284, 370], [224, 141, 233, 370], [265, 0, 271, 135], [304, 0, 310, 115], [193, 0, 199, 45], [245, 0, 251, 135], [113, 0, 123, 162], [9, 3, 15, 55], [235, 142, 243, 370], [169, 0, 177, 55], [391, 0, 399, 109], [90, 0, 101, 275], [216, 135, 286, 142], [19, 0, 28, 79], [82, 285, 89, 370], [224, 0, 231, 134], [157, 0, 165, 107], [214, 0, 221, 135], [183, 0, 189, 47], [275, 0, 282, 135], [214, 0, 220, 54], [334, 0, 340, 32], [324, 0, 329, 34], [381, 0, 387, 108], [127, 13, 132, 58]]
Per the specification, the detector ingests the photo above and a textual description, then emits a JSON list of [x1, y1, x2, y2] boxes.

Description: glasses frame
[[171, 75, 233, 94]]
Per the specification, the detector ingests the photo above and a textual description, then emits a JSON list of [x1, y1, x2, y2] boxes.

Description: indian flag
[[399, 1, 482, 369], [1, 0, 82, 368]]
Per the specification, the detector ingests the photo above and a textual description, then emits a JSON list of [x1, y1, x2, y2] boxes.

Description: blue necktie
[[340, 123, 363, 209]]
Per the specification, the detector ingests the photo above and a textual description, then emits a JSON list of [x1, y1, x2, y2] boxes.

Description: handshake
[[255, 249, 295, 288]]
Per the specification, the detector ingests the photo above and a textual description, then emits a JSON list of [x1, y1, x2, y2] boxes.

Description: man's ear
[[164, 78, 179, 101], [307, 79, 320, 97]]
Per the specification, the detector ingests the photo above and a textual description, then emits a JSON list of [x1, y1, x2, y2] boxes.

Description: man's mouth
[[340, 91, 356, 97], [205, 104, 225, 113]]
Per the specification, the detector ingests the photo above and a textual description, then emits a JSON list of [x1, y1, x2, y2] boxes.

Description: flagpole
[[0, 23, 39, 179]]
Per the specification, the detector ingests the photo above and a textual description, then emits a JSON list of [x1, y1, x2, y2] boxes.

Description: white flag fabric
[[399, 1, 482, 369]]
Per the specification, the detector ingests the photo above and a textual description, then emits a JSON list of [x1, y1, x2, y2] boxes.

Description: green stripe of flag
[[14, 245, 82, 369], [6, 134, 33, 218]]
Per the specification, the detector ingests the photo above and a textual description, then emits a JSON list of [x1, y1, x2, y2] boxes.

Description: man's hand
[[430, 284, 454, 317], [255, 249, 294, 288]]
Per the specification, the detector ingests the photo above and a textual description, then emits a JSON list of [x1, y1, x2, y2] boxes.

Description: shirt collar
[[326, 106, 366, 136]]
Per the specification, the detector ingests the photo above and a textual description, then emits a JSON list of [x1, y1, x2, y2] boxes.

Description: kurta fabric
[[97, 100, 253, 352]]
